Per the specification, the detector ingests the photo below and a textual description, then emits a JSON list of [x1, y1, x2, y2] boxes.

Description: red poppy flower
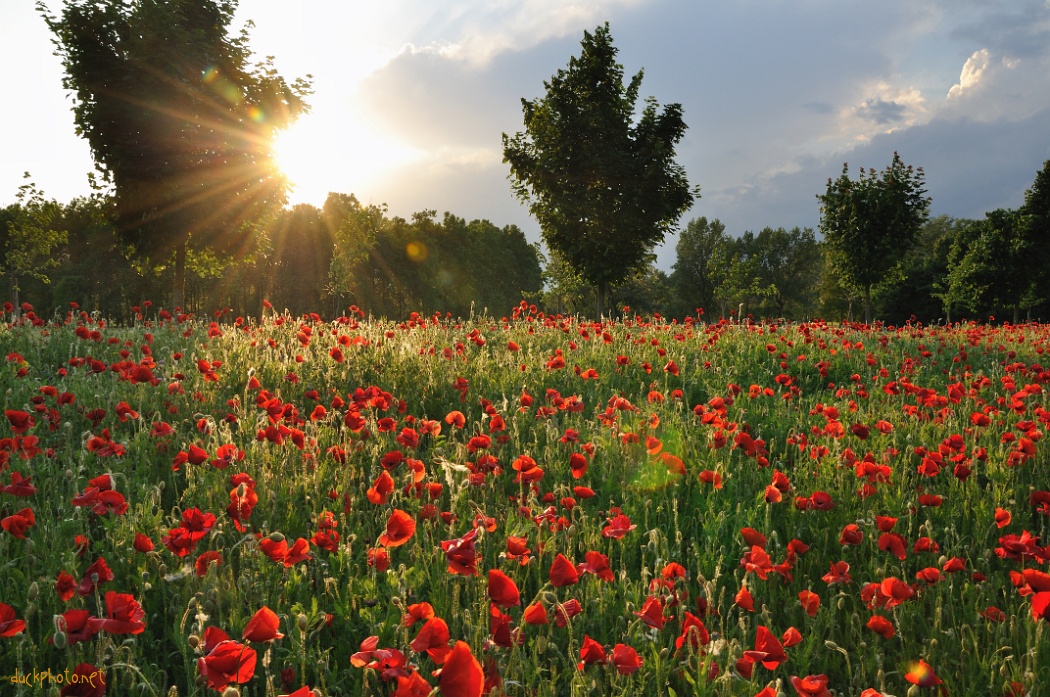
[[821, 561, 851, 586], [1, 470, 37, 496], [487, 604, 516, 646], [634, 595, 666, 629], [404, 602, 435, 627], [602, 514, 637, 539], [995, 507, 1012, 528], [194, 550, 222, 577], [197, 640, 258, 691], [611, 643, 642, 675], [1, 507, 35, 538], [4, 409, 34, 434], [379, 509, 416, 547], [505, 535, 531, 562], [487, 569, 521, 608], [781, 626, 803, 647], [569, 452, 588, 479], [904, 660, 943, 688], [554, 598, 582, 627], [744, 625, 787, 670], [88, 591, 146, 635], [243, 606, 284, 642], [523, 602, 548, 625], [133, 532, 155, 553], [410, 617, 452, 663], [866, 614, 895, 639], [798, 590, 820, 617], [368, 547, 390, 572], [839, 524, 863, 546], [676, 612, 710, 650], [438, 641, 483, 697], [441, 528, 479, 576], [578, 635, 607, 669], [743, 545, 773, 580], [0, 603, 26, 637], [735, 586, 755, 612], [740, 527, 767, 548], [549, 553, 579, 587], [283, 538, 312, 566], [54, 608, 96, 645], [577, 550, 614, 582], [877, 532, 908, 560], [1032, 592, 1050, 622], [789, 674, 831, 697], [78, 557, 114, 596]]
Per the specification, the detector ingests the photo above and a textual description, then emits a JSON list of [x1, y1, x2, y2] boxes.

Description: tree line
[[4, 156, 1045, 325], [0, 185, 545, 320]]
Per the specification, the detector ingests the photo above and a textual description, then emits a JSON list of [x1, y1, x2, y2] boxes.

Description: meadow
[[1, 301, 1048, 697]]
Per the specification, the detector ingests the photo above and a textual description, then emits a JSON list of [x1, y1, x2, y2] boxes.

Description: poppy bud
[[269, 531, 286, 542], [27, 582, 38, 601], [53, 630, 67, 648], [297, 613, 308, 632], [222, 688, 240, 697], [188, 634, 200, 649]]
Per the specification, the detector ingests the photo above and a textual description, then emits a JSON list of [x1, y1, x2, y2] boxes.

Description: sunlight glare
[[273, 110, 422, 206]]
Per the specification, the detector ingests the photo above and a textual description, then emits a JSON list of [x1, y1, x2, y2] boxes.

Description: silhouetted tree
[[503, 23, 698, 316], [43, 0, 311, 309]]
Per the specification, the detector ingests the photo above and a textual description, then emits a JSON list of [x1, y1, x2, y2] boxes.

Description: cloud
[[947, 49, 991, 99], [424, 0, 650, 66]]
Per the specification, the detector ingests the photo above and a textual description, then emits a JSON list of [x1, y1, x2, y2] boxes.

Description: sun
[[272, 109, 421, 206]]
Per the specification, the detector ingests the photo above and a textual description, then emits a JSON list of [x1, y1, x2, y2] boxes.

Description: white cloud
[[947, 48, 991, 99], [434, 0, 650, 66]]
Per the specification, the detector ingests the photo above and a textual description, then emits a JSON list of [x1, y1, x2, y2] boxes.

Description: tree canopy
[[502, 23, 698, 316], [41, 0, 311, 309], [817, 152, 930, 323]]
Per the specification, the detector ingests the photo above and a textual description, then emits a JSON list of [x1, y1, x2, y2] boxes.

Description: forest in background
[[2, 156, 1048, 326]]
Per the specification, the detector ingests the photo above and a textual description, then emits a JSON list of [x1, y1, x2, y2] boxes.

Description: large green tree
[[502, 23, 698, 317], [817, 152, 930, 323], [669, 217, 732, 319], [41, 0, 311, 310], [1, 175, 66, 310]]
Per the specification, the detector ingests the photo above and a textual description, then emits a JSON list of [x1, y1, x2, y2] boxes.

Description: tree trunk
[[173, 242, 186, 312], [864, 285, 873, 325], [595, 282, 606, 319]]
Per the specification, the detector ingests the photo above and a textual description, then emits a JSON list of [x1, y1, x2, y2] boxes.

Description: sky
[[4, 0, 1050, 270]]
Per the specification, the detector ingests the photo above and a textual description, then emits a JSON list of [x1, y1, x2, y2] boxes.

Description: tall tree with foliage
[[669, 217, 730, 319], [502, 23, 698, 317], [817, 152, 930, 323], [0, 175, 66, 310], [41, 0, 311, 310]]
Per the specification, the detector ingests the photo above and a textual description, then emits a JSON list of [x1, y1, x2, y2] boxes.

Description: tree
[[42, 0, 311, 310], [502, 23, 698, 317], [736, 226, 821, 319], [1, 175, 66, 310], [817, 152, 930, 323], [669, 217, 731, 318]]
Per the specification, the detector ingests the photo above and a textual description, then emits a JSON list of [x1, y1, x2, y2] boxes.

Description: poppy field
[[1, 301, 1049, 697]]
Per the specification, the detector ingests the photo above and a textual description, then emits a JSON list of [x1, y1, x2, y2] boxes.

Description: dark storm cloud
[[949, 0, 1050, 58]]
